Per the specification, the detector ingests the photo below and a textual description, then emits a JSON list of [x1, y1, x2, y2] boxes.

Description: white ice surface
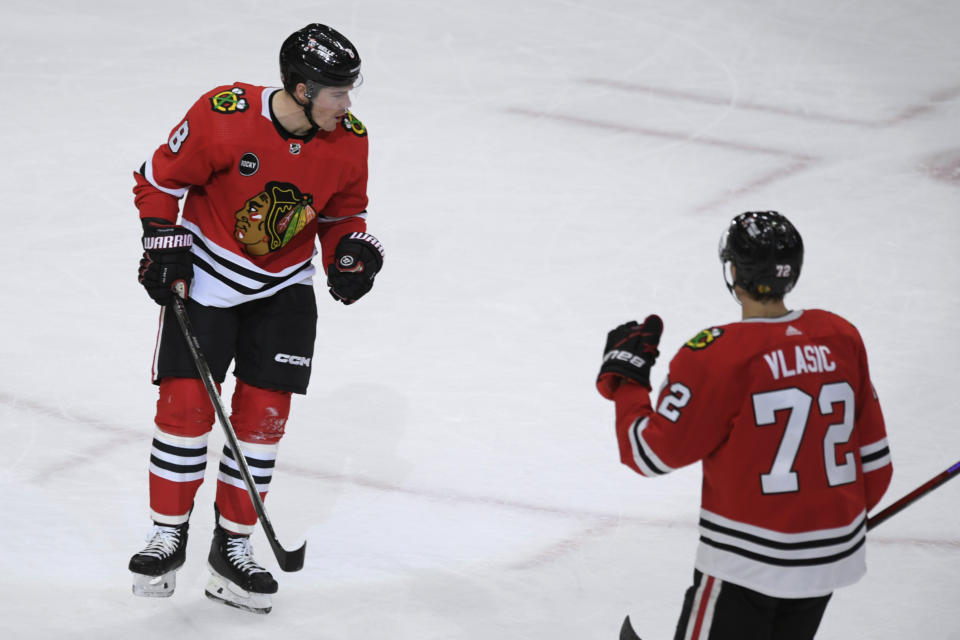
[[1, 1, 959, 638]]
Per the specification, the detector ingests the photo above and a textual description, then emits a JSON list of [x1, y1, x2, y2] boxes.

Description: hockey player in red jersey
[[128, 24, 384, 614], [597, 211, 892, 639]]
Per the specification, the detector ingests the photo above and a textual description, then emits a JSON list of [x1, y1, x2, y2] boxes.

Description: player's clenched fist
[[138, 218, 194, 305], [327, 232, 384, 305], [596, 314, 663, 398]]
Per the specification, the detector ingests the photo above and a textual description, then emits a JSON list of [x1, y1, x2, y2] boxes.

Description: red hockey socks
[[214, 380, 291, 533], [149, 378, 216, 523]]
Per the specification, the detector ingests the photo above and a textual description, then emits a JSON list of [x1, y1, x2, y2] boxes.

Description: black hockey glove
[[327, 232, 385, 305], [138, 218, 194, 305], [596, 314, 663, 399]]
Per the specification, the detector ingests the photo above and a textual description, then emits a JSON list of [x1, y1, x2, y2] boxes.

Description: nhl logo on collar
[[289, 143, 302, 155]]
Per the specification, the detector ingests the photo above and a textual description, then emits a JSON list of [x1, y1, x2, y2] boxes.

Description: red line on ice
[[505, 107, 815, 212], [581, 79, 960, 128], [505, 106, 809, 159]]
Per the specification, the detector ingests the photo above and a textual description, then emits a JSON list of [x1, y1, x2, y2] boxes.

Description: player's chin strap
[[288, 90, 320, 134]]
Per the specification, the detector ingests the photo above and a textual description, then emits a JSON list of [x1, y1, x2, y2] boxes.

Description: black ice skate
[[129, 521, 189, 597], [204, 522, 278, 614]]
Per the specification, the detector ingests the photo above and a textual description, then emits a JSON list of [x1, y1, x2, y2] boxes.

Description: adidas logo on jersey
[[786, 325, 803, 336]]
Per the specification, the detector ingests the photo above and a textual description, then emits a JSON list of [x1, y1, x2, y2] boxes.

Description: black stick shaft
[[867, 460, 960, 531], [169, 289, 305, 571]]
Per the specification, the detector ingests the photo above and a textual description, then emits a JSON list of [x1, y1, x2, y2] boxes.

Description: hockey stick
[[867, 459, 960, 531], [169, 283, 306, 572]]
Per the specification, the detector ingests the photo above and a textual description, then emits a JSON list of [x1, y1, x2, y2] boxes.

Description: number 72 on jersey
[[658, 381, 859, 494]]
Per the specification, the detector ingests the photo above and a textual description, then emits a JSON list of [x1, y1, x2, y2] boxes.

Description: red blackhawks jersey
[[612, 309, 892, 598], [133, 82, 369, 307]]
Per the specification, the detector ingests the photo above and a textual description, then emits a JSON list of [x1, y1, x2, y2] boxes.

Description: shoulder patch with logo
[[341, 110, 367, 137], [684, 327, 724, 351], [210, 87, 249, 114]]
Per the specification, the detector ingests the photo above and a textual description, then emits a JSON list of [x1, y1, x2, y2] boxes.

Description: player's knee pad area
[[155, 377, 289, 444]]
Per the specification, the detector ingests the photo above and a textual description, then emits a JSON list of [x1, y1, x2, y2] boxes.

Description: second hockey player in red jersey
[[598, 211, 892, 640], [129, 24, 383, 614]]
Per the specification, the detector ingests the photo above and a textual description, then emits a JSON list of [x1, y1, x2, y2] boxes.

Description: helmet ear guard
[[718, 211, 804, 301]]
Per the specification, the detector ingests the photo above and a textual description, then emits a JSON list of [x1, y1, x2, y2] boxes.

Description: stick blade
[[620, 616, 643, 640], [275, 540, 306, 572]]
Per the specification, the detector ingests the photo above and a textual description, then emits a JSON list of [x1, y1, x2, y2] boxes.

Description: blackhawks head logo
[[234, 182, 316, 256]]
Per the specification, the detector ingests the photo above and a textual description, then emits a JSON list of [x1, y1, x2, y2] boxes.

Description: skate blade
[[132, 571, 177, 598], [204, 573, 272, 614]]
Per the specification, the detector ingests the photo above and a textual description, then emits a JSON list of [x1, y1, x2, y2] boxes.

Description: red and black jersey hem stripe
[[698, 517, 866, 551], [700, 534, 865, 567]]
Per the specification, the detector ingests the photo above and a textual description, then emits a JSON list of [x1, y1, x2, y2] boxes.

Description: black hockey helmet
[[279, 24, 361, 95], [718, 211, 803, 300]]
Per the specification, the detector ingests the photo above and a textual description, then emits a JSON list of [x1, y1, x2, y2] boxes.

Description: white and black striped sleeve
[[860, 437, 891, 473], [625, 416, 676, 477]]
